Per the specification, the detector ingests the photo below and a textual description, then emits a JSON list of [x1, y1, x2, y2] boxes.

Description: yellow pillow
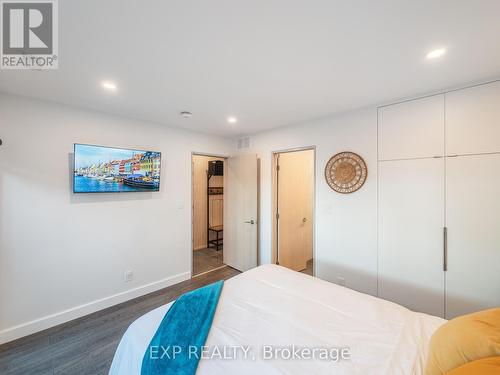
[[425, 308, 500, 375], [444, 356, 500, 375]]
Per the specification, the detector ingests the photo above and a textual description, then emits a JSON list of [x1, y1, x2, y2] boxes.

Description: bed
[[109, 264, 445, 374]]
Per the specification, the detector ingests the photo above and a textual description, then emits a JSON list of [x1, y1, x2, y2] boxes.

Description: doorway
[[192, 154, 226, 276], [272, 148, 315, 275]]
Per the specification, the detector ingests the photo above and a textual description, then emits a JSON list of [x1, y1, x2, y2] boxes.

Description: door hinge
[[276, 164, 280, 171], [276, 212, 280, 220]]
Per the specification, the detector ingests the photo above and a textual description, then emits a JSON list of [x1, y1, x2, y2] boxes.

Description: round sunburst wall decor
[[325, 152, 367, 194]]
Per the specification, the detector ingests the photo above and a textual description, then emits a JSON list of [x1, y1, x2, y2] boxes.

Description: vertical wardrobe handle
[[443, 227, 448, 272]]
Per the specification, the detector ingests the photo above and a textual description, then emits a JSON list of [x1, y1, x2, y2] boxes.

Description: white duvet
[[109, 264, 445, 374]]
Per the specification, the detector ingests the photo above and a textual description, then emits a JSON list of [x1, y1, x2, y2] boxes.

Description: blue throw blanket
[[141, 280, 224, 375]]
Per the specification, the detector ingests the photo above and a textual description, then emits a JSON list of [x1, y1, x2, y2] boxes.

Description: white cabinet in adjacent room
[[446, 81, 500, 156], [378, 94, 444, 160], [445, 154, 500, 318], [378, 158, 445, 317]]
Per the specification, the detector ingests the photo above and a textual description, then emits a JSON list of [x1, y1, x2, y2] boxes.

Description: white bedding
[[109, 265, 445, 374]]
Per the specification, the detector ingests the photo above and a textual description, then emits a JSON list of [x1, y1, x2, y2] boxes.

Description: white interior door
[[224, 154, 258, 272], [446, 154, 500, 318], [378, 158, 445, 317]]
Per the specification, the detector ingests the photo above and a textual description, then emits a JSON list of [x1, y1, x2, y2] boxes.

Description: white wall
[[0, 94, 234, 344], [244, 108, 378, 296]]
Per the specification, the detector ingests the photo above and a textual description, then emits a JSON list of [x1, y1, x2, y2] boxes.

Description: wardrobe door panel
[[378, 158, 445, 317], [446, 81, 500, 155], [446, 154, 500, 318], [378, 95, 444, 160]]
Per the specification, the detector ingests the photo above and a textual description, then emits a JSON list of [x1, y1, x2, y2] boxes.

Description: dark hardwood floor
[[193, 247, 224, 276], [0, 266, 240, 375]]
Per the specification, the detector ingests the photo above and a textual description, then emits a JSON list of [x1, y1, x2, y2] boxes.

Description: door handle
[[245, 220, 255, 225], [302, 218, 307, 223]]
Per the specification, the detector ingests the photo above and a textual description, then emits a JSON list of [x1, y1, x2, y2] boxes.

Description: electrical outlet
[[336, 276, 345, 286], [125, 270, 133, 282]]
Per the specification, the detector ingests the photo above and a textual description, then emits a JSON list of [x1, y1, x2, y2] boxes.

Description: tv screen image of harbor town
[[73, 144, 161, 193]]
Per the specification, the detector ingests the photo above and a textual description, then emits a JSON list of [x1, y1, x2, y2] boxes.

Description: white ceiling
[[1, 0, 500, 137]]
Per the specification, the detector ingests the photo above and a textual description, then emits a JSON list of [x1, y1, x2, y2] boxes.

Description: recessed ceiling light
[[227, 116, 237, 124], [101, 81, 117, 91], [426, 48, 446, 60], [180, 111, 193, 118]]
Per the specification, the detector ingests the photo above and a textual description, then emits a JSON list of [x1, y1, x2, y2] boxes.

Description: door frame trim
[[190, 152, 229, 278], [271, 146, 316, 276]]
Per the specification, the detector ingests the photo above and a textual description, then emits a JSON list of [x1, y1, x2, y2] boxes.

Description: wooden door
[[224, 154, 258, 272], [277, 150, 314, 271], [378, 158, 445, 317], [446, 154, 500, 318]]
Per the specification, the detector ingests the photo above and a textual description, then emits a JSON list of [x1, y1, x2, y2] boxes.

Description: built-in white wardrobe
[[378, 80, 500, 319]]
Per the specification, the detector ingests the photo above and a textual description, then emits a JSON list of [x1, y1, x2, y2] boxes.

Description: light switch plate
[[125, 270, 133, 282]]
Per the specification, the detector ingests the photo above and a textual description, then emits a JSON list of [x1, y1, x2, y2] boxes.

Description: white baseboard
[[0, 271, 191, 345]]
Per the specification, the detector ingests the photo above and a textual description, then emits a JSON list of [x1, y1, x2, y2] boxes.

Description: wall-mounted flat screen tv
[[73, 144, 161, 193]]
